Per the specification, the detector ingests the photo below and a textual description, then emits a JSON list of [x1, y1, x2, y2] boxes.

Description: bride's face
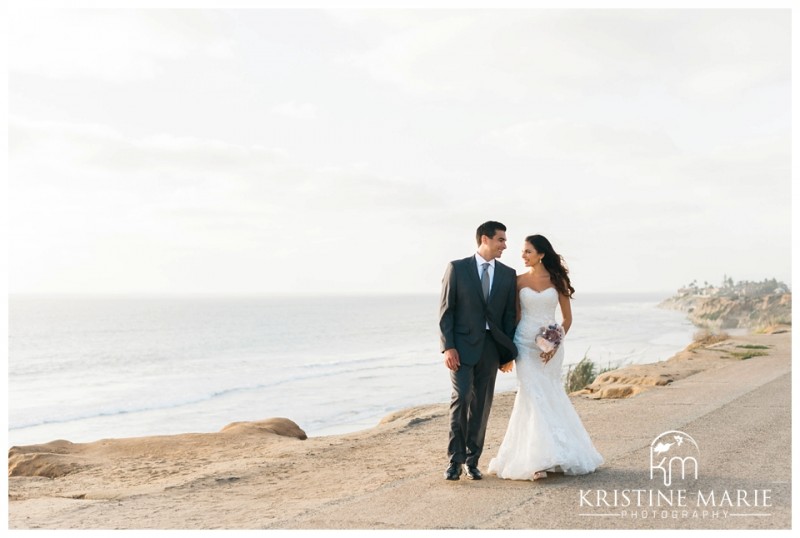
[[522, 242, 543, 267]]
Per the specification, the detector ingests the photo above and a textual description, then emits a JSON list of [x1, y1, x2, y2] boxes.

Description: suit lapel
[[466, 255, 487, 306], [488, 261, 503, 303], [469, 256, 508, 306]]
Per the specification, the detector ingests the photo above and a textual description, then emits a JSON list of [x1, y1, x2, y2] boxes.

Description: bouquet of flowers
[[535, 323, 565, 355]]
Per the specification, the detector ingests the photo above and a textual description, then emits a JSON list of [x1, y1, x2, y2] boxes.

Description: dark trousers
[[447, 331, 500, 466]]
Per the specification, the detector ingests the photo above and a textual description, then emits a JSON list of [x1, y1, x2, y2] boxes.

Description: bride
[[488, 234, 603, 481]]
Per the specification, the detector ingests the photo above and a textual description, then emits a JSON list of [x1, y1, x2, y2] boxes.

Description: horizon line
[[7, 290, 681, 297]]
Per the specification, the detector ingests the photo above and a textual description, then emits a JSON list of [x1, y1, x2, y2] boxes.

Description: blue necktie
[[481, 262, 490, 301]]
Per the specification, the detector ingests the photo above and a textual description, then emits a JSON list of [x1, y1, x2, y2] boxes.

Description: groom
[[439, 220, 518, 481]]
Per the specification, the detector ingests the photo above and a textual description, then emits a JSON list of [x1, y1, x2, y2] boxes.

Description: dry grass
[[688, 329, 730, 350], [564, 352, 615, 393]]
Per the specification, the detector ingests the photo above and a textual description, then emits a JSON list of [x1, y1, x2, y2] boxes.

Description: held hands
[[499, 361, 514, 373], [444, 349, 460, 371]]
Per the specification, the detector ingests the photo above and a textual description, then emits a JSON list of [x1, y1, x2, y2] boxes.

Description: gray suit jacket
[[439, 255, 518, 365]]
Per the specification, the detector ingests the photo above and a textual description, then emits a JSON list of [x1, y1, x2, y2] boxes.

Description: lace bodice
[[515, 286, 558, 345]]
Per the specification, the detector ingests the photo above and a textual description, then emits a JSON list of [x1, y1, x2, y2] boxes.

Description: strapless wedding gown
[[488, 287, 603, 479]]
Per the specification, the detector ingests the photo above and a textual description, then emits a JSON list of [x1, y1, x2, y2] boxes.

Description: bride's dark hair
[[526, 234, 575, 299]]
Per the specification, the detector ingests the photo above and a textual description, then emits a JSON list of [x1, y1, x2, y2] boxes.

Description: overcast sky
[[8, 7, 792, 294]]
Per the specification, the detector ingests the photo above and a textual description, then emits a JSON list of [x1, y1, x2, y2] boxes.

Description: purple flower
[[535, 323, 564, 353]]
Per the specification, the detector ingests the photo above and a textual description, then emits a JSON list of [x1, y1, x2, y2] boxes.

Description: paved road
[[277, 332, 791, 530]]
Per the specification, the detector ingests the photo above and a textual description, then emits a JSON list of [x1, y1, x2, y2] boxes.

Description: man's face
[[483, 230, 508, 259]]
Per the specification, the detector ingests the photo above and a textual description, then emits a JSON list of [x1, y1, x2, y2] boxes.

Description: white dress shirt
[[474, 253, 495, 292], [475, 253, 495, 329]]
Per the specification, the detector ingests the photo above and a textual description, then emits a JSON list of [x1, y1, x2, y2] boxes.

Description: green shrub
[[564, 350, 613, 392], [726, 350, 768, 360]]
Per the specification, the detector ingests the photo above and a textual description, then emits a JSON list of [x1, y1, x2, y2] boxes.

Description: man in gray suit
[[439, 220, 518, 481]]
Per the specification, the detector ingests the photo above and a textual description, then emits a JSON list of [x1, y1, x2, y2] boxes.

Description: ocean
[[7, 293, 695, 447]]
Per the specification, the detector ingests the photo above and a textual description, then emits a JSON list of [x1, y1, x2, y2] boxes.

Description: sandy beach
[[8, 329, 791, 530]]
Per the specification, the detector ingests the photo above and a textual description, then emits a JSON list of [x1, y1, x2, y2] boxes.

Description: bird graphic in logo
[[653, 441, 674, 455]]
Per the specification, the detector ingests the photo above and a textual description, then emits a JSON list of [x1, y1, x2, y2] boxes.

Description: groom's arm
[[502, 267, 517, 358], [439, 261, 457, 353]]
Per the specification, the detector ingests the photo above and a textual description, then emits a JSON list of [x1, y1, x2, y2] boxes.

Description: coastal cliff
[[573, 278, 791, 400], [658, 278, 791, 330]]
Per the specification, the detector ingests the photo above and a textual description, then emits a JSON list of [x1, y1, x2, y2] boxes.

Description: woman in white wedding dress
[[488, 234, 603, 481]]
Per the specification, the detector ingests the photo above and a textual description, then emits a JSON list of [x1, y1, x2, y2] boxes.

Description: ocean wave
[[9, 357, 439, 431], [9, 293, 694, 444]]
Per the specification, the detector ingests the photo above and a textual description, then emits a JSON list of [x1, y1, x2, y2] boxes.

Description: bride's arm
[[559, 292, 572, 335]]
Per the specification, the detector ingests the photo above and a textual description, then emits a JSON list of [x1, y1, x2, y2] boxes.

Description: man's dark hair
[[476, 221, 506, 246]]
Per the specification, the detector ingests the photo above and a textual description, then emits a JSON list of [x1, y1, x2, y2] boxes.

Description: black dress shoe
[[444, 462, 463, 480], [464, 464, 483, 480]]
